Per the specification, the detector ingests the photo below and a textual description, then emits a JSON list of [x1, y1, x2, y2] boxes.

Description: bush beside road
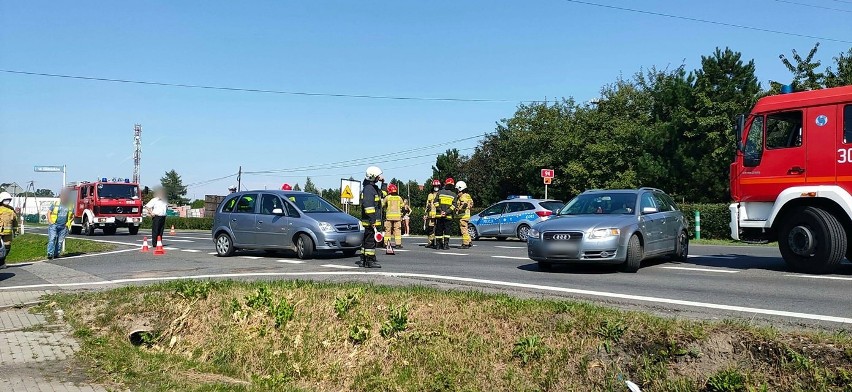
[[5, 233, 115, 263], [45, 280, 852, 392]]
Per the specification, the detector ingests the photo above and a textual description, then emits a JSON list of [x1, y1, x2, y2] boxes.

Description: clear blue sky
[[1, 0, 850, 199]]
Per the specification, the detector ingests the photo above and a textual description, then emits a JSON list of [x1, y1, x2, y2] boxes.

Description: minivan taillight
[[535, 210, 552, 218]]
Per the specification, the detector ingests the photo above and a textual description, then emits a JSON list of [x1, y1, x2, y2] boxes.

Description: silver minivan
[[212, 191, 363, 259]]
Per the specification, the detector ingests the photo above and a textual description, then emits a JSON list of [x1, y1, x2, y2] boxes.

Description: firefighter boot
[[461, 243, 472, 249], [426, 240, 435, 249], [434, 239, 443, 251], [442, 239, 450, 250], [356, 252, 365, 267], [365, 255, 382, 269]]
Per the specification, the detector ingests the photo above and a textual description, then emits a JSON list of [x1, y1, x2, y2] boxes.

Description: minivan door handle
[[787, 166, 805, 175]]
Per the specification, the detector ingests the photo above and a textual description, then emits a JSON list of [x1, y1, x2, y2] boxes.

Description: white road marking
[[389, 249, 410, 252], [277, 260, 305, 264], [785, 274, 852, 281], [168, 236, 210, 240], [164, 239, 194, 243], [435, 252, 469, 256], [241, 256, 263, 260], [208, 252, 218, 255], [688, 255, 737, 259], [320, 264, 358, 269], [180, 249, 201, 253], [495, 246, 526, 249], [491, 255, 529, 260], [660, 266, 738, 274], [56, 248, 139, 260], [165, 247, 180, 251], [1, 271, 849, 324]]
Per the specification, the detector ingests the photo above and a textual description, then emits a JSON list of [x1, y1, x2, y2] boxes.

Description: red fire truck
[[65, 178, 143, 236], [730, 85, 852, 273]]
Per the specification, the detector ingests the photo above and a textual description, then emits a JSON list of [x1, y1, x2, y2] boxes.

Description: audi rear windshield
[[559, 193, 637, 215], [97, 184, 139, 199]]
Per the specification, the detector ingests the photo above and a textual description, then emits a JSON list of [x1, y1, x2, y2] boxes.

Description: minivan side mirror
[[272, 208, 285, 215], [642, 207, 658, 214]]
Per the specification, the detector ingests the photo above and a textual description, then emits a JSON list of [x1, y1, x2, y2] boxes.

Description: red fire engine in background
[[65, 178, 143, 236], [730, 85, 852, 273]]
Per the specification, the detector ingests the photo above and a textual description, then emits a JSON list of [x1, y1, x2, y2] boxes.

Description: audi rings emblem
[[116, 207, 123, 213], [552, 234, 571, 240]]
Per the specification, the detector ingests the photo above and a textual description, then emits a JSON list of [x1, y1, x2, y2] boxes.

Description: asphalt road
[[3, 227, 850, 329]]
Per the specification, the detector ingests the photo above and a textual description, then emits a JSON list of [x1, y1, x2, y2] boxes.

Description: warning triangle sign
[[341, 185, 354, 199]]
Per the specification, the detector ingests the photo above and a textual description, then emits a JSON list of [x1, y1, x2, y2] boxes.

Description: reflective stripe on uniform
[[364, 207, 376, 214]]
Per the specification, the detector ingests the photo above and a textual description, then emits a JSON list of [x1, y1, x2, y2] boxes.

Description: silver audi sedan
[[526, 188, 688, 272]]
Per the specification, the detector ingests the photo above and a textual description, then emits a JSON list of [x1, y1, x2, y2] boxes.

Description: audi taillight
[[535, 210, 552, 218]]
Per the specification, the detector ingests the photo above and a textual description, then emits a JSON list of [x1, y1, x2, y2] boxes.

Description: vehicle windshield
[[97, 184, 139, 199], [559, 193, 637, 215], [287, 194, 341, 213], [539, 201, 565, 213]]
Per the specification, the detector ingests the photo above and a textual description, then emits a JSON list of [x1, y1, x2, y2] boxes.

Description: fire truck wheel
[[83, 219, 96, 236], [779, 206, 846, 274], [103, 227, 117, 236], [128, 226, 139, 235]]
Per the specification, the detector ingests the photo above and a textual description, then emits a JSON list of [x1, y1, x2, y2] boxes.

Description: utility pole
[[237, 166, 242, 191], [133, 124, 142, 184]]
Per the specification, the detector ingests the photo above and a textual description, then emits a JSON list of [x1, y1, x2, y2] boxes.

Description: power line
[[562, 0, 852, 44], [244, 147, 476, 175], [770, 0, 852, 13], [185, 173, 237, 188], [0, 69, 522, 103]]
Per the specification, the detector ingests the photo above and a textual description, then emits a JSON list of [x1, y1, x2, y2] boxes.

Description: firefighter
[[0, 192, 18, 268], [228, 185, 237, 194], [359, 166, 384, 268], [433, 178, 457, 250], [425, 179, 441, 248], [281, 183, 292, 191], [383, 184, 404, 249], [46, 190, 74, 260], [455, 181, 474, 249]]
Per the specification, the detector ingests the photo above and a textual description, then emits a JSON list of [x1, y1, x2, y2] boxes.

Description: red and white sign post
[[541, 169, 555, 199]]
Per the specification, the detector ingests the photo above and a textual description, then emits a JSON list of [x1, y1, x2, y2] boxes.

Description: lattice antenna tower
[[133, 124, 142, 184]]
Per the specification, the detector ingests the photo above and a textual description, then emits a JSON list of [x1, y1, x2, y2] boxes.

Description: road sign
[[543, 177, 552, 185], [34, 166, 63, 172], [541, 169, 554, 178], [341, 185, 354, 199], [340, 179, 361, 205]]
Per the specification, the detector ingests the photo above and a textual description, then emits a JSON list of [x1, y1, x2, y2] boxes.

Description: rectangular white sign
[[34, 165, 63, 172], [340, 179, 361, 205]]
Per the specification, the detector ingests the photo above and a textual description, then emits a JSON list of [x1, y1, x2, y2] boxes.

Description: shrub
[[174, 280, 212, 300], [271, 299, 295, 329], [680, 203, 730, 240], [140, 217, 214, 231]]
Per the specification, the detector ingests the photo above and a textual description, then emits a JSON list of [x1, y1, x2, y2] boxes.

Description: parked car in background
[[468, 196, 564, 242], [212, 191, 362, 259], [527, 188, 688, 272]]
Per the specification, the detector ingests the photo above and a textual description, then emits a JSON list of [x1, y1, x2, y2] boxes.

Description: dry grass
[[42, 280, 852, 392]]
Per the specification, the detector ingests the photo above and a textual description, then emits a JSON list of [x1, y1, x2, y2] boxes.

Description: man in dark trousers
[[145, 188, 169, 244], [359, 166, 384, 268], [433, 178, 457, 250]]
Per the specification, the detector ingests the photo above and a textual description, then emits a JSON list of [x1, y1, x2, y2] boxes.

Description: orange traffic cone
[[385, 239, 395, 255], [169, 225, 176, 235], [153, 236, 166, 255], [140, 237, 149, 252]]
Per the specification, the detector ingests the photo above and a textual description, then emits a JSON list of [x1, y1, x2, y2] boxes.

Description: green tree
[[293, 183, 302, 192], [160, 170, 189, 205], [190, 199, 205, 208], [825, 48, 852, 88], [778, 43, 825, 91], [432, 148, 468, 183], [303, 177, 319, 194]]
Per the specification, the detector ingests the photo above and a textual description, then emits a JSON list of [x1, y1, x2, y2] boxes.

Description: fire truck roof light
[[507, 195, 532, 200], [101, 177, 108, 182], [125, 178, 130, 183], [780, 84, 794, 94]]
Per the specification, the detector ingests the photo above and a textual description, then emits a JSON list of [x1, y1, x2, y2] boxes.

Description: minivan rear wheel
[[296, 234, 314, 260], [215, 233, 235, 257]]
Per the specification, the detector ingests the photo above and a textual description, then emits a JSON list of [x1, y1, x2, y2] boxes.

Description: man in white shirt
[[145, 189, 169, 242]]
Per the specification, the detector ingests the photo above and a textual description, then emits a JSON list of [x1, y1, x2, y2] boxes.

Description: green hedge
[[140, 217, 214, 231], [680, 203, 730, 240]]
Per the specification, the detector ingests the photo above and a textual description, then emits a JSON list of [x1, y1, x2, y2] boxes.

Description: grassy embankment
[[5, 233, 115, 263], [41, 280, 852, 392]]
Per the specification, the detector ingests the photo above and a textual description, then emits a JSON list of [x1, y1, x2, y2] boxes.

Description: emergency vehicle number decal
[[838, 148, 852, 163]]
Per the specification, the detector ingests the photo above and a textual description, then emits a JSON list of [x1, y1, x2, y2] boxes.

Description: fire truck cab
[[730, 85, 852, 273], [66, 178, 143, 236]]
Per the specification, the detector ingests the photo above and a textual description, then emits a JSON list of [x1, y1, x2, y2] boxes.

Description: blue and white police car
[[468, 196, 564, 242]]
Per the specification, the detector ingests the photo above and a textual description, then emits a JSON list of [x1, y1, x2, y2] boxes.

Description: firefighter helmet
[[388, 183, 398, 193], [365, 166, 383, 181], [431, 179, 441, 187], [281, 183, 292, 191], [455, 181, 467, 192], [444, 177, 455, 186], [0, 192, 11, 203]]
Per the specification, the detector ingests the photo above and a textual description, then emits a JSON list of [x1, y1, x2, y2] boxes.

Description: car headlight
[[589, 228, 620, 239], [318, 222, 335, 233], [528, 228, 540, 239]]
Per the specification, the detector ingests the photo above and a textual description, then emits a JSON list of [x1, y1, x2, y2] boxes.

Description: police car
[[468, 196, 564, 242]]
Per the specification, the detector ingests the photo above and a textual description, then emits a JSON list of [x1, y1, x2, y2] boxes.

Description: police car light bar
[[507, 195, 533, 200]]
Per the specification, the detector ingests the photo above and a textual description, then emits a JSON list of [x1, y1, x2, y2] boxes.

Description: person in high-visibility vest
[[359, 166, 384, 268], [433, 178, 457, 250], [0, 192, 19, 268], [383, 184, 404, 248], [455, 181, 474, 249], [46, 191, 74, 260], [425, 179, 441, 249]]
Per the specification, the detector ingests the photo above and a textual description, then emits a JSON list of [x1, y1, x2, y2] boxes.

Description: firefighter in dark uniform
[[433, 177, 457, 250], [359, 166, 384, 268]]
